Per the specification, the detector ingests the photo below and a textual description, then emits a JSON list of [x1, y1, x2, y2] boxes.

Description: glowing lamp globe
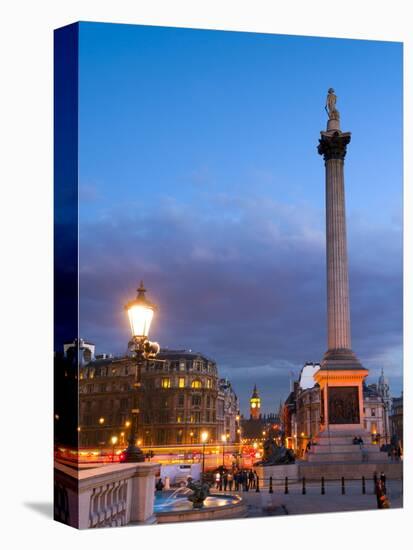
[[126, 281, 157, 339]]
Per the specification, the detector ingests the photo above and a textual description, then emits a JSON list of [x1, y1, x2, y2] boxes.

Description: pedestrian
[[223, 472, 228, 491], [253, 469, 258, 489], [228, 471, 233, 491], [234, 471, 239, 491], [248, 470, 255, 490], [358, 436, 364, 450], [397, 446, 402, 460], [215, 471, 221, 490], [243, 470, 248, 491]]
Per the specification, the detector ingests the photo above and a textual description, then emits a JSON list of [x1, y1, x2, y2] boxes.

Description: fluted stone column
[[318, 130, 351, 358], [318, 123, 359, 365]]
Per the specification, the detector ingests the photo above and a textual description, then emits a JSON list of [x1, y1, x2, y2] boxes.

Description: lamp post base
[[123, 444, 145, 463]]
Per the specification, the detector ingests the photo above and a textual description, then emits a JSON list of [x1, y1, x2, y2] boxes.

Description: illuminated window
[[206, 378, 212, 389], [177, 415, 182, 423], [179, 378, 185, 388], [161, 378, 171, 388], [191, 379, 202, 389]]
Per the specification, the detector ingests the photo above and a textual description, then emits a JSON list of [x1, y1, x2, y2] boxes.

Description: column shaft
[[325, 158, 351, 351]]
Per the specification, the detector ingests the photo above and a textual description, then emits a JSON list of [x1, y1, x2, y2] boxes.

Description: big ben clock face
[[251, 403, 256, 408]]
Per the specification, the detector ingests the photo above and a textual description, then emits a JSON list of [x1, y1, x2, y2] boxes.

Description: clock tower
[[250, 385, 261, 420]]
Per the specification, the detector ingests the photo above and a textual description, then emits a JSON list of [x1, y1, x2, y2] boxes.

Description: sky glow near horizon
[[77, 23, 403, 414]]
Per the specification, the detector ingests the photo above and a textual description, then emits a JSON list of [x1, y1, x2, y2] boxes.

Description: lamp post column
[[125, 349, 145, 462]]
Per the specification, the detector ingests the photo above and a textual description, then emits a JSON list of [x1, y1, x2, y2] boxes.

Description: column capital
[[318, 130, 351, 161]]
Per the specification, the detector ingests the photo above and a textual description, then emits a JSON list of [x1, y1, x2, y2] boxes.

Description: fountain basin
[[154, 492, 247, 523]]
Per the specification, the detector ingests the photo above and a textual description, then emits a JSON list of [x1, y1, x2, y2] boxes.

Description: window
[[206, 378, 212, 389], [191, 379, 202, 389], [99, 383, 106, 393], [192, 394, 201, 407], [371, 408, 376, 417], [178, 394, 184, 407], [177, 414, 183, 423], [178, 378, 185, 388], [161, 378, 171, 389], [179, 361, 186, 371], [176, 429, 183, 443], [194, 412, 201, 423], [157, 429, 166, 444]]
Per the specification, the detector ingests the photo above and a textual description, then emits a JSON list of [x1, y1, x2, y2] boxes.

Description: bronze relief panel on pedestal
[[328, 386, 360, 424]]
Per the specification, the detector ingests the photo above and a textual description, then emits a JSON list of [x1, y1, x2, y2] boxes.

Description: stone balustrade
[[54, 461, 159, 529]]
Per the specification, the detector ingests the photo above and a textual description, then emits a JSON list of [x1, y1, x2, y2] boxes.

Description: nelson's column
[[314, 89, 368, 435]]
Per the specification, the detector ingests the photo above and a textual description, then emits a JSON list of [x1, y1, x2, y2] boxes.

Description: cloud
[[78, 189, 402, 413]]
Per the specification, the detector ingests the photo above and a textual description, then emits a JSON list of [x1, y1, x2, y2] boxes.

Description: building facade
[[78, 347, 239, 448], [389, 394, 403, 450]]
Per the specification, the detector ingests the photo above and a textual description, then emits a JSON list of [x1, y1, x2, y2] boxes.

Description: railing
[[89, 478, 129, 528], [54, 461, 159, 529]]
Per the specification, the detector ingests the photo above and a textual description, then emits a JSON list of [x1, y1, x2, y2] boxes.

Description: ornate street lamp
[[123, 281, 160, 462]]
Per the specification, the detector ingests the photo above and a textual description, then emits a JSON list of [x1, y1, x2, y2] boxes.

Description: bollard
[[362, 476, 366, 494], [284, 477, 289, 494], [269, 476, 274, 494], [302, 477, 306, 495], [321, 477, 325, 495], [380, 473, 387, 495], [341, 477, 345, 495], [256, 475, 260, 492]]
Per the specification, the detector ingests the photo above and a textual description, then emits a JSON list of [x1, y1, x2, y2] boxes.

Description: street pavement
[[210, 479, 403, 517]]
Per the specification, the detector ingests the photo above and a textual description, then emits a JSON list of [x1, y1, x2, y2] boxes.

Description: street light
[[123, 281, 160, 462], [221, 433, 229, 468], [111, 436, 118, 462], [201, 431, 209, 480]]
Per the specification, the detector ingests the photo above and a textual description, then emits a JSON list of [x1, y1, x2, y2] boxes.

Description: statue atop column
[[325, 88, 340, 121]]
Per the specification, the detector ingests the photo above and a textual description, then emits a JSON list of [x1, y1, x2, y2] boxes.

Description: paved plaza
[[210, 479, 403, 517]]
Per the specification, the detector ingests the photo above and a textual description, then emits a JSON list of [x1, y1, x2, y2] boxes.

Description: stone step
[[310, 444, 381, 453], [308, 453, 368, 462], [298, 461, 402, 480]]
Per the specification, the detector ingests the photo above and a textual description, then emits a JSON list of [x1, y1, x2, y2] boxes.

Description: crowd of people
[[214, 468, 259, 492]]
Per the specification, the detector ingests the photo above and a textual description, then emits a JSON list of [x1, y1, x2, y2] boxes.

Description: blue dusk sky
[[77, 22, 402, 415]]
